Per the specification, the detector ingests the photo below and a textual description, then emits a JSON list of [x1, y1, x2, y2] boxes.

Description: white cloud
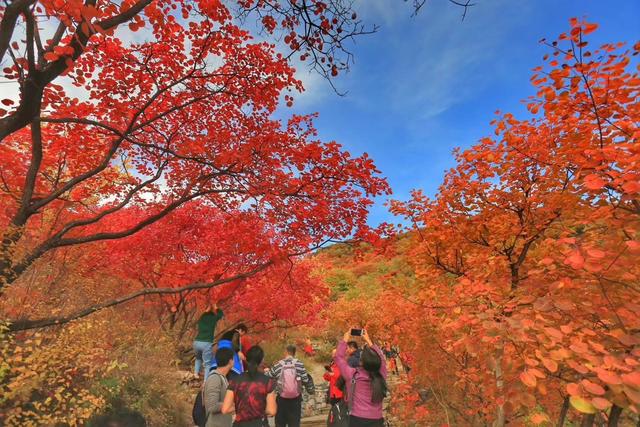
[[360, 0, 532, 120]]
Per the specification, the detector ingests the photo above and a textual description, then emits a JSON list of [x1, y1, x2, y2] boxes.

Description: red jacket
[[323, 363, 344, 400]]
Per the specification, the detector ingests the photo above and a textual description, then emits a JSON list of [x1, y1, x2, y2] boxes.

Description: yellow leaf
[[570, 396, 597, 414]]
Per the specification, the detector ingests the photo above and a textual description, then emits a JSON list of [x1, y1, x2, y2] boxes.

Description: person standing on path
[[323, 350, 344, 404], [222, 345, 277, 427], [204, 348, 235, 427], [194, 302, 224, 381], [266, 344, 315, 427], [335, 329, 388, 427]]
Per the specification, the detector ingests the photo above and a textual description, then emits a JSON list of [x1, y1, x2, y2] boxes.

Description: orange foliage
[[320, 20, 639, 426]]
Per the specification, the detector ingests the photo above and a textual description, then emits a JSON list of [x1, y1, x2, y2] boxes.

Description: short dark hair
[[286, 344, 296, 356], [347, 341, 359, 350], [236, 323, 248, 333], [215, 347, 234, 367]]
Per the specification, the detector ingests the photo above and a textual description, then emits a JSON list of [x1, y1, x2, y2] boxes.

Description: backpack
[[279, 359, 302, 399], [192, 388, 206, 427], [327, 400, 349, 427], [327, 374, 355, 427]]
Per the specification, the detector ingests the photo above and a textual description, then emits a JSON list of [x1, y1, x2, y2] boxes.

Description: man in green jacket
[[193, 302, 224, 381]]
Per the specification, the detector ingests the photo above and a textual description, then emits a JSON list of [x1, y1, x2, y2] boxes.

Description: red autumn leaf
[[624, 387, 640, 404], [542, 358, 558, 373], [529, 368, 546, 379], [626, 241, 640, 251], [597, 370, 622, 385], [591, 397, 612, 410], [583, 23, 599, 35], [566, 383, 582, 396], [581, 380, 605, 396], [583, 174, 606, 190], [520, 371, 537, 388], [622, 180, 640, 194], [622, 372, 640, 388], [530, 413, 550, 425], [586, 248, 605, 259], [565, 251, 585, 269], [544, 327, 564, 340], [43, 52, 59, 61]]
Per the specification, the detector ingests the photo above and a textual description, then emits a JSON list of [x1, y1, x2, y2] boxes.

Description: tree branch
[[7, 262, 273, 331]]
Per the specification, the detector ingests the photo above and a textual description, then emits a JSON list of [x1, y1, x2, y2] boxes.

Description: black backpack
[[327, 375, 356, 427], [192, 388, 206, 427], [327, 400, 349, 427]]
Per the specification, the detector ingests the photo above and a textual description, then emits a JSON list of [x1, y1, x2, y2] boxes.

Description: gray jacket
[[204, 371, 232, 427]]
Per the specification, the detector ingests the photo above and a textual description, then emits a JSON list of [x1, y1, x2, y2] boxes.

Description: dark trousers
[[233, 419, 265, 427], [349, 415, 385, 427], [275, 395, 302, 427]]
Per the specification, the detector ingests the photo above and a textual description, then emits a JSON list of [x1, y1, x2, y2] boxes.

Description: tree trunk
[[581, 414, 595, 427], [607, 405, 622, 427], [558, 396, 570, 427], [492, 346, 505, 427]]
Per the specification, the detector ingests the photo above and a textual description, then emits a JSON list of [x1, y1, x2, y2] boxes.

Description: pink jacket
[[335, 340, 387, 419]]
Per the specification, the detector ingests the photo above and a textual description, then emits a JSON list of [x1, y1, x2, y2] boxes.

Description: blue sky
[[284, 0, 640, 227]]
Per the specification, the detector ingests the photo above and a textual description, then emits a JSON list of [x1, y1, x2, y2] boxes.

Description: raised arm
[[335, 331, 355, 382], [363, 329, 387, 379]]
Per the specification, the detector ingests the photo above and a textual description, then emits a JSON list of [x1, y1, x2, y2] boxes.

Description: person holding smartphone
[[334, 328, 388, 426]]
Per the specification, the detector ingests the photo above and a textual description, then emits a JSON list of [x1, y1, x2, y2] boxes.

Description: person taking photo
[[334, 329, 388, 427]]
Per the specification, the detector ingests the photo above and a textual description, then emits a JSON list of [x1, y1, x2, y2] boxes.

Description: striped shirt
[[266, 356, 315, 395]]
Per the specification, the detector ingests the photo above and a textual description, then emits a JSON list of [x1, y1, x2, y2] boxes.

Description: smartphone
[[350, 328, 363, 336]]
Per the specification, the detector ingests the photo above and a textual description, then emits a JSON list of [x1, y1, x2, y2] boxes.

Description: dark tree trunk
[[558, 396, 570, 427], [581, 414, 595, 427], [607, 405, 622, 427]]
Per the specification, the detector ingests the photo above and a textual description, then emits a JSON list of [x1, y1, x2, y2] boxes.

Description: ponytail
[[361, 346, 388, 403], [369, 370, 388, 403], [245, 345, 264, 380]]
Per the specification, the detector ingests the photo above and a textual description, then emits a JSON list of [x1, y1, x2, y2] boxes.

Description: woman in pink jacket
[[334, 328, 388, 426]]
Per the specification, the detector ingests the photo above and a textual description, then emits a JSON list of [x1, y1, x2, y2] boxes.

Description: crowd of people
[[192, 304, 390, 427]]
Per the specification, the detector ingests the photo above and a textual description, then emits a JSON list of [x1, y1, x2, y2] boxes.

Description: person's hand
[[343, 329, 351, 342], [239, 351, 246, 362], [212, 301, 218, 311], [362, 329, 373, 347]]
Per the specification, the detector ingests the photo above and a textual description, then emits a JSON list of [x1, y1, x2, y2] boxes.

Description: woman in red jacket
[[323, 350, 344, 404]]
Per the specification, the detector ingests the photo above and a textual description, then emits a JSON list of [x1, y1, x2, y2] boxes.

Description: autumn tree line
[[320, 20, 639, 427], [0, 0, 637, 425]]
